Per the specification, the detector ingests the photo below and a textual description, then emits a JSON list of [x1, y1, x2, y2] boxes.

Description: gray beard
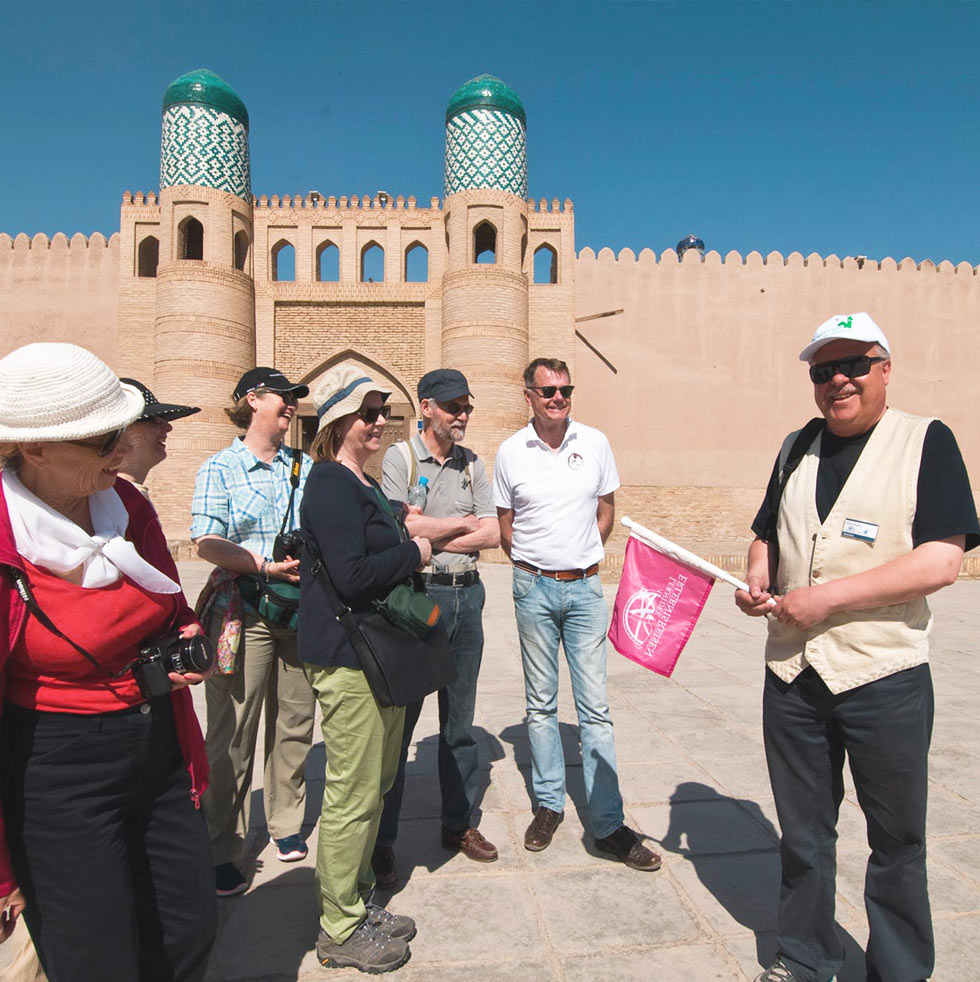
[[432, 419, 465, 444]]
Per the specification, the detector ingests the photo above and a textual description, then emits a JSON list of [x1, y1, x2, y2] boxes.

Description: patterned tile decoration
[[160, 105, 251, 201], [445, 109, 527, 198]]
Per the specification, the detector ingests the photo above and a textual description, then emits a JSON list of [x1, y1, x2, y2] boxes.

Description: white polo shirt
[[493, 419, 619, 570]]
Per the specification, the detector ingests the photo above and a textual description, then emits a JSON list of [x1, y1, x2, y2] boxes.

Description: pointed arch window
[[178, 217, 203, 261], [234, 230, 250, 271], [271, 240, 295, 281], [361, 242, 384, 283], [404, 242, 428, 282], [474, 221, 496, 264], [137, 235, 159, 277], [316, 241, 339, 282], [534, 243, 558, 284]]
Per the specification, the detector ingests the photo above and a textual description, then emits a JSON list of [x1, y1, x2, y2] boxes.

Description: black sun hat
[[120, 378, 201, 422]]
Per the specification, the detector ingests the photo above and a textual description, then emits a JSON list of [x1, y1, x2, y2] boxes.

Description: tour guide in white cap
[[736, 314, 980, 982]]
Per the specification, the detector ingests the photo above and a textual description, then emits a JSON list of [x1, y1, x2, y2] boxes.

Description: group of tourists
[[0, 309, 974, 982]]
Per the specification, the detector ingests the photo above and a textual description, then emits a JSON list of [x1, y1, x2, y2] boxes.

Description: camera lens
[[169, 636, 214, 674]]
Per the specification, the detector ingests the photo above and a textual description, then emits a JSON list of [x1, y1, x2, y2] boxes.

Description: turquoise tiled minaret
[[444, 74, 527, 198], [160, 69, 251, 201]]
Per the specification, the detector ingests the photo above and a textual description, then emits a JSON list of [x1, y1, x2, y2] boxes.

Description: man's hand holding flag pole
[[608, 517, 772, 677]]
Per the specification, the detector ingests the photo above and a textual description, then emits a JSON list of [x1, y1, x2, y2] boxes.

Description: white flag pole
[[621, 516, 750, 593]]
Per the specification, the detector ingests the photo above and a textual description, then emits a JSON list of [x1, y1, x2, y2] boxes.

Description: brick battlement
[[579, 245, 978, 274], [254, 193, 442, 213]]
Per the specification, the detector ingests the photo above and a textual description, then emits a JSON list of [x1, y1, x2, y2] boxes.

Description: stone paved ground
[[3, 562, 978, 980]]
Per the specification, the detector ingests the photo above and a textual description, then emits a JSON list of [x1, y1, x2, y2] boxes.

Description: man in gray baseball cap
[[372, 368, 501, 882]]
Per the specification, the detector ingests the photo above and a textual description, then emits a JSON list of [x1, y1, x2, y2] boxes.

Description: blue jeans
[[764, 665, 934, 982], [378, 578, 486, 842], [512, 567, 624, 839]]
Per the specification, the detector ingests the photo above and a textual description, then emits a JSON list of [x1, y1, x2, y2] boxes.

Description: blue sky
[[2, 1, 978, 264]]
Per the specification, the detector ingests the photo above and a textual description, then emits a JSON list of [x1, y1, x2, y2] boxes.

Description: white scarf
[[3, 469, 180, 594]]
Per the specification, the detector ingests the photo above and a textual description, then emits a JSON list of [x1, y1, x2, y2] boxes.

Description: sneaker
[[524, 806, 564, 851], [371, 843, 397, 888], [754, 960, 803, 982], [594, 825, 662, 871], [272, 833, 308, 862], [214, 862, 248, 897], [316, 920, 409, 974], [366, 902, 417, 942]]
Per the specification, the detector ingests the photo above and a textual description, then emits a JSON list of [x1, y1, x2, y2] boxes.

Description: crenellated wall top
[[577, 246, 978, 274], [0, 231, 120, 251], [254, 193, 443, 213]]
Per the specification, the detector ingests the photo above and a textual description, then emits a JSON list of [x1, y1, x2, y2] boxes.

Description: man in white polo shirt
[[493, 357, 659, 870]]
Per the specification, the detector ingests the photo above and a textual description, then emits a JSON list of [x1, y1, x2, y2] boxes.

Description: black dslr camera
[[273, 529, 305, 562], [133, 634, 215, 700]]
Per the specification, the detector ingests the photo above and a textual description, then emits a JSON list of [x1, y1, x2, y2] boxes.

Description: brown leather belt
[[513, 560, 599, 581]]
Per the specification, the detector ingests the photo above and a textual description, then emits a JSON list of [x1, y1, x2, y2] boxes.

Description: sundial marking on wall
[[574, 308, 623, 374]]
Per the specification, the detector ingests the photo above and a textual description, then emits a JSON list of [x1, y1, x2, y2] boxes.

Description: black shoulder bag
[[237, 448, 303, 632], [303, 505, 457, 709], [765, 417, 826, 586]]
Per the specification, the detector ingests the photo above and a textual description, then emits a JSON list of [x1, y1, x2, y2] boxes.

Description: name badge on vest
[[841, 518, 879, 544]]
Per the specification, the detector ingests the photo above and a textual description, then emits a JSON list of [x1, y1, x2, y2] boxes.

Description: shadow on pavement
[[659, 781, 867, 981]]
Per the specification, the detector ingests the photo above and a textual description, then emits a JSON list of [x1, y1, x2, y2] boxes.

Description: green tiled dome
[[446, 74, 525, 126], [162, 69, 249, 129]]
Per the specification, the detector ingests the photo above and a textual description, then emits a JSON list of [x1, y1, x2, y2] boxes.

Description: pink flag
[[608, 535, 715, 678]]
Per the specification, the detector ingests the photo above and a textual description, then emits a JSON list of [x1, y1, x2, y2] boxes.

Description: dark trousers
[[1, 699, 217, 982], [378, 578, 486, 842], [763, 664, 934, 982]]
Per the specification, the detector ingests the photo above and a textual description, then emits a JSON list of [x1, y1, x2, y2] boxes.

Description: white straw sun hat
[[0, 342, 145, 442], [312, 364, 391, 434]]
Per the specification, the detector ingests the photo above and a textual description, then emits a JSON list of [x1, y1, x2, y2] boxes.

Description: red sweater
[[0, 477, 209, 896]]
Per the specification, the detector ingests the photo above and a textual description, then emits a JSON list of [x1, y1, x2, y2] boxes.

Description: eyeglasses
[[67, 427, 126, 457], [809, 355, 886, 385], [527, 385, 575, 399], [356, 404, 392, 424], [440, 401, 473, 417]]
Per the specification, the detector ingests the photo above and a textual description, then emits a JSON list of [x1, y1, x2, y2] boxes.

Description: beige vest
[[766, 407, 934, 694]]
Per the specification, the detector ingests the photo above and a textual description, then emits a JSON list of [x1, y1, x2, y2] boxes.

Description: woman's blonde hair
[[224, 395, 255, 430], [310, 416, 351, 463], [0, 442, 21, 470]]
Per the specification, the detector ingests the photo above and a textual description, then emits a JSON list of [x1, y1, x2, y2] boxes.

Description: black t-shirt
[[752, 419, 980, 551]]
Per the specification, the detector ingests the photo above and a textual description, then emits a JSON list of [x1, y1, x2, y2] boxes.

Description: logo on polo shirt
[[568, 452, 584, 470]]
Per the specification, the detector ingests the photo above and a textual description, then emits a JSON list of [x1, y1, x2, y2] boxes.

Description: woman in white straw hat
[[0, 343, 215, 982], [298, 364, 431, 974]]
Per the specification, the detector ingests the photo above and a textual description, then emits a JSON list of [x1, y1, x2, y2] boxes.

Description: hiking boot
[[754, 961, 804, 982], [594, 825, 662, 871], [366, 902, 416, 942], [316, 920, 409, 974], [272, 833, 308, 862], [440, 826, 498, 862], [524, 806, 563, 851], [214, 862, 248, 897], [371, 843, 397, 888]]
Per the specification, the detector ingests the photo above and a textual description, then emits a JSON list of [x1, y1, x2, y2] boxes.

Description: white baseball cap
[[799, 312, 891, 362]]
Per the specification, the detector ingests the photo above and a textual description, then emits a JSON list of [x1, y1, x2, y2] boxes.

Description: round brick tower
[[152, 69, 256, 539], [442, 74, 530, 462]]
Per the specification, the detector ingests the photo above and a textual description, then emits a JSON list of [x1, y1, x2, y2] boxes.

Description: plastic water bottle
[[407, 475, 429, 509]]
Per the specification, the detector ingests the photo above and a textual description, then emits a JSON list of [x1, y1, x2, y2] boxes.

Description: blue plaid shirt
[[190, 438, 312, 558]]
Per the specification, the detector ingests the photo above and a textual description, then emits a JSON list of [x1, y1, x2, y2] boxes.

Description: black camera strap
[[9, 567, 131, 680], [279, 447, 303, 538]]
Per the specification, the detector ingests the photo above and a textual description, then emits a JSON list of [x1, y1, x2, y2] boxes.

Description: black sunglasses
[[527, 385, 575, 399], [439, 401, 474, 417], [809, 355, 886, 385], [67, 427, 126, 457], [356, 404, 392, 424]]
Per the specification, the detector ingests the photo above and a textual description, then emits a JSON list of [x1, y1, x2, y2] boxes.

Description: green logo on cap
[[837, 315, 853, 330]]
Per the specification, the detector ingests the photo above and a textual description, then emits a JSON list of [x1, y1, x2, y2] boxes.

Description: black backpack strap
[[766, 417, 826, 584]]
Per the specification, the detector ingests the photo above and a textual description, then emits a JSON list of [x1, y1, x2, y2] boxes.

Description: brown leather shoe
[[371, 843, 397, 887], [441, 826, 499, 862], [594, 825, 662, 871], [524, 806, 564, 851]]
